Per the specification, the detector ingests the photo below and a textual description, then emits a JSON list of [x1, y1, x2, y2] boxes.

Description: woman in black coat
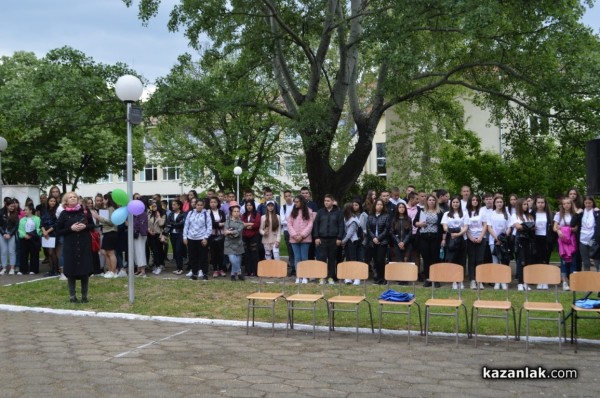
[[55, 192, 94, 303]]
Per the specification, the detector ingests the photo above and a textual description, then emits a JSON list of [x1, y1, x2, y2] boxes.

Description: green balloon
[[112, 189, 129, 206]]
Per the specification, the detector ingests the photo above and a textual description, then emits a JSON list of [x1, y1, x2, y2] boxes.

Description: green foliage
[[0, 47, 144, 189]]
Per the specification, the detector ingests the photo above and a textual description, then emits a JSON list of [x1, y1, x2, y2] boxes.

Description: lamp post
[[0, 137, 6, 202], [115, 75, 143, 304], [233, 166, 242, 203]]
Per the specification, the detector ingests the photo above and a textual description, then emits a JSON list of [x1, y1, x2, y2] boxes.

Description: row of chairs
[[246, 260, 600, 352]]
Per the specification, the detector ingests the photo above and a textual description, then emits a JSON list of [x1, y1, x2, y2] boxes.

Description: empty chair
[[246, 259, 288, 336], [286, 260, 329, 338], [518, 264, 565, 353], [568, 271, 600, 353], [378, 262, 423, 344], [328, 261, 374, 341], [425, 262, 470, 347], [471, 263, 517, 349]]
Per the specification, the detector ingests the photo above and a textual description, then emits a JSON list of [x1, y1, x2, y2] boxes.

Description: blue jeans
[[228, 254, 242, 274], [560, 258, 576, 278], [0, 235, 16, 267], [291, 242, 310, 270]]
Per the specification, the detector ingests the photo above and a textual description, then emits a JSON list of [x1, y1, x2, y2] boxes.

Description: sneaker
[[478, 283, 485, 290], [452, 282, 458, 290], [103, 271, 114, 279], [524, 284, 531, 291], [59, 273, 68, 281], [536, 284, 543, 290], [344, 279, 352, 285], [493, 283, 500, 290], [238, 273, 245, 281], [186, 271, 193, 277], [16, 271, 23, 276], [459, 282, 464, 289], [117, 270, 127, 278], [198, 270, 204, 278], [501, 283, 508, 290], [327, 277, 335, 285], [470, 280, 477, 290], [353, 279, 360, 286], [155, 266, 163, 275], [219, 270, 226, 277], [213, 271, 219, 278], [0, 268, 5, 275], [563, 282, 570, 291], [8, 268, 15, 275], [319, 278, 325, 285], [295, 278, 300, 284], [173, 270, 183, 275], [302, 278, 308, 284], [29, 272, 35, 275], [542, 284, 549, 290], [517, 284, 524, 291], [138, 273, 147, 278]]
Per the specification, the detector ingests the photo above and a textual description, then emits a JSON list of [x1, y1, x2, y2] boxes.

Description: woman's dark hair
[[243, 200, 257, 216], [290, 195, 310, 220], [351, 197, 363, 215], [393, 202, 411, 231], [507, 193, 518, 214], [209, 196, 221, 207], [493, 196, 508, 220], [567, 187, 583, 209], [466, 194, 481, 216], [583, 195, 597, 208], [343, 202, 355, 221], [104, 192, 118, 209], [25, 203, 35, 213], [46, 196, 58, 216], [264, 203, 280, 231], [171, 199, 183, 210], [371, 199, 387, 215], [515, 198, 534, 221], [188, 190, 198, 199], [448, 195, 463, 218]]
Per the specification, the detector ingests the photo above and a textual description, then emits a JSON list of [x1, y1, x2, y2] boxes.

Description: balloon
[[112, 189, 129, 206], [111, 206, 129, 225], [127, 199, 145, 216]]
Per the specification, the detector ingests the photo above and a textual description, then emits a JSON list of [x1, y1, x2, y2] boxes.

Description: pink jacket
[[558, 226, 577, 262], [287, 210, 314, 243]]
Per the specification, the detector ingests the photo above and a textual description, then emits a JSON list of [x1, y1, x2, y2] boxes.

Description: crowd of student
[[1, 185, 598, 294]]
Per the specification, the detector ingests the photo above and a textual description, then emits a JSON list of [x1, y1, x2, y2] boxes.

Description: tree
[[144, 54, 290, 193], [0, 47, 144, 191], [126, 0, 600, 203]]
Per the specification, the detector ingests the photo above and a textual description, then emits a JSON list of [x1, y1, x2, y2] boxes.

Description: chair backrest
[[429, 263, 463, 283], [523, 264, 561, 285], [257, 260, 288, 278], [297, 260, 328, 279], [385, 262, 418, 282], [476, 263, 511, 284], [337, 261, 369, 280], [570, 271, 600, 292]]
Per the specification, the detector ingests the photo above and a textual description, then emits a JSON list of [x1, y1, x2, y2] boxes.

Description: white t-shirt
[[466, 210, 486, 239], [553, 212, 572, 228], [580, 209, 595, 245], [441, 211, 467, 240], [487, 211, 511, 245], [534, 212, 547, 236]]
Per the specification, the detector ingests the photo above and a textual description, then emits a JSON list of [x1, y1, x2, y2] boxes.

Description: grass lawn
[[1, 275, 598, 341]]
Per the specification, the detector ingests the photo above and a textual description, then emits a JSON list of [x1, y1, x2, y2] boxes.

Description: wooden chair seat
[[246, 260, 288, 336], [569, 271, 600, 353], [286, 293, 324, 303], [571, 304, 600, 313], [329, 295, 366, 305], [377, 298, 416, 306], [524, 302, 563, 312], [425, 298, 463, 308], [473, 300, 512, 310], [247, 292, 283, 301]]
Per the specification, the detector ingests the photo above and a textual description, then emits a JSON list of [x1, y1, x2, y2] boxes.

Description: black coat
[[56, 207, 94, 277]]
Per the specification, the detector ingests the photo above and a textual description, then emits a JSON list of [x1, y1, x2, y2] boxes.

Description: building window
[[376, 143, 386, 176], [118, 171, 135, 182], [284, 156, 304, 176], [140, 164, 158, 182], [162, 166, 181, 181], [97, 174, 113, 184]]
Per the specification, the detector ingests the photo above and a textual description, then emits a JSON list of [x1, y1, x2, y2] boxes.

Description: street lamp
[[233, 166, 242, 203], [115, 74, 143, 304], [0, 137, 7, 202]]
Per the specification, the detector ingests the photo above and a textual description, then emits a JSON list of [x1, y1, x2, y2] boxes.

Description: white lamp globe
[[233, 166, 242, 176], [0, 137, 7, 152], [115, 75, 144, 102]]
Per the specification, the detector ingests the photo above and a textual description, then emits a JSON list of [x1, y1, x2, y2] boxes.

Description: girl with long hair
[[92, 193, 118, 278], [147, 199, 166, 275], [415, 195, 444, 287], [487, 196, 512, 289], [579, 196, 599, 272], [391, 202, 412, 263], [363, 190, 377, 215], [260, 201, 281, 261], [441, 195, 467, 289], [367, 199, 390, 285], [208, 197, 227, 277], [166, 199, 187, 275], [241, 200, 261, 277], [342, 202, 361, 285], [42, 196, 60, 276], [224, 202, 245, 281], [512, 198, 535, 291], [0, 199, 19, 275], [287, 195, 314, 283], [465, 194, 487, 289], [533, 196, 553, 266], [553, 197, 579, 290]]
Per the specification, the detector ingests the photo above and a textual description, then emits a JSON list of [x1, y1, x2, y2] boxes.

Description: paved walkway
[[0, 307, 597, 398]]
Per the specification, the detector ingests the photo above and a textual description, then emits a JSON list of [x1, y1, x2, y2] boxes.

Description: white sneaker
[[186, 270, 193, 277], [8, 268, 15, 275], [518, 284, 524, 291], [478, 282, 485, 290], [59, 273, 68, 281], [155, 267, 163, 275], [103, 271, 114, 279], [29, 272, 34, 275], [295, 278, 300, 284], [542, 284, 549, 290], [353, 279, 360, 286], [327, 277, 335, 285], [524, 284, 531, 291], [302, 278, 308, 284], [452, 282, 458, 290], [0, 268, 5, 275], [459, 282, 464, 289], [344, 279, 352, 285], [117, 270, 127, 277], [319, 278, 325, 285], [198, 270, 204, 277], [16, 271, 23, 275], [470, 280, 477, 290], [493, 283, 500, 290], [501, 283, 508, 290], [563, 282, 570, 291]]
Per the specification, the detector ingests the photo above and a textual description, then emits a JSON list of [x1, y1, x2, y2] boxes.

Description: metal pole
[[0, 152, 3, 203], [236, 175, 240, 203], [126, 102, 135, 303]]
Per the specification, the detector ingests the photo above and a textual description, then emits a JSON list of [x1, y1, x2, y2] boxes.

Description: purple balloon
[[127, 199, 146, 216]]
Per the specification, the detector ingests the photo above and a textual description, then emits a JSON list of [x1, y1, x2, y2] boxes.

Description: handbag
[[590, 238, 600, 259], [90, 230, 101, 252], [211, 229, 224, 243]]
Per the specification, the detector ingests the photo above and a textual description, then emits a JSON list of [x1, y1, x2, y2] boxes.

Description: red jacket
[[241, 211, 261, 239]]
